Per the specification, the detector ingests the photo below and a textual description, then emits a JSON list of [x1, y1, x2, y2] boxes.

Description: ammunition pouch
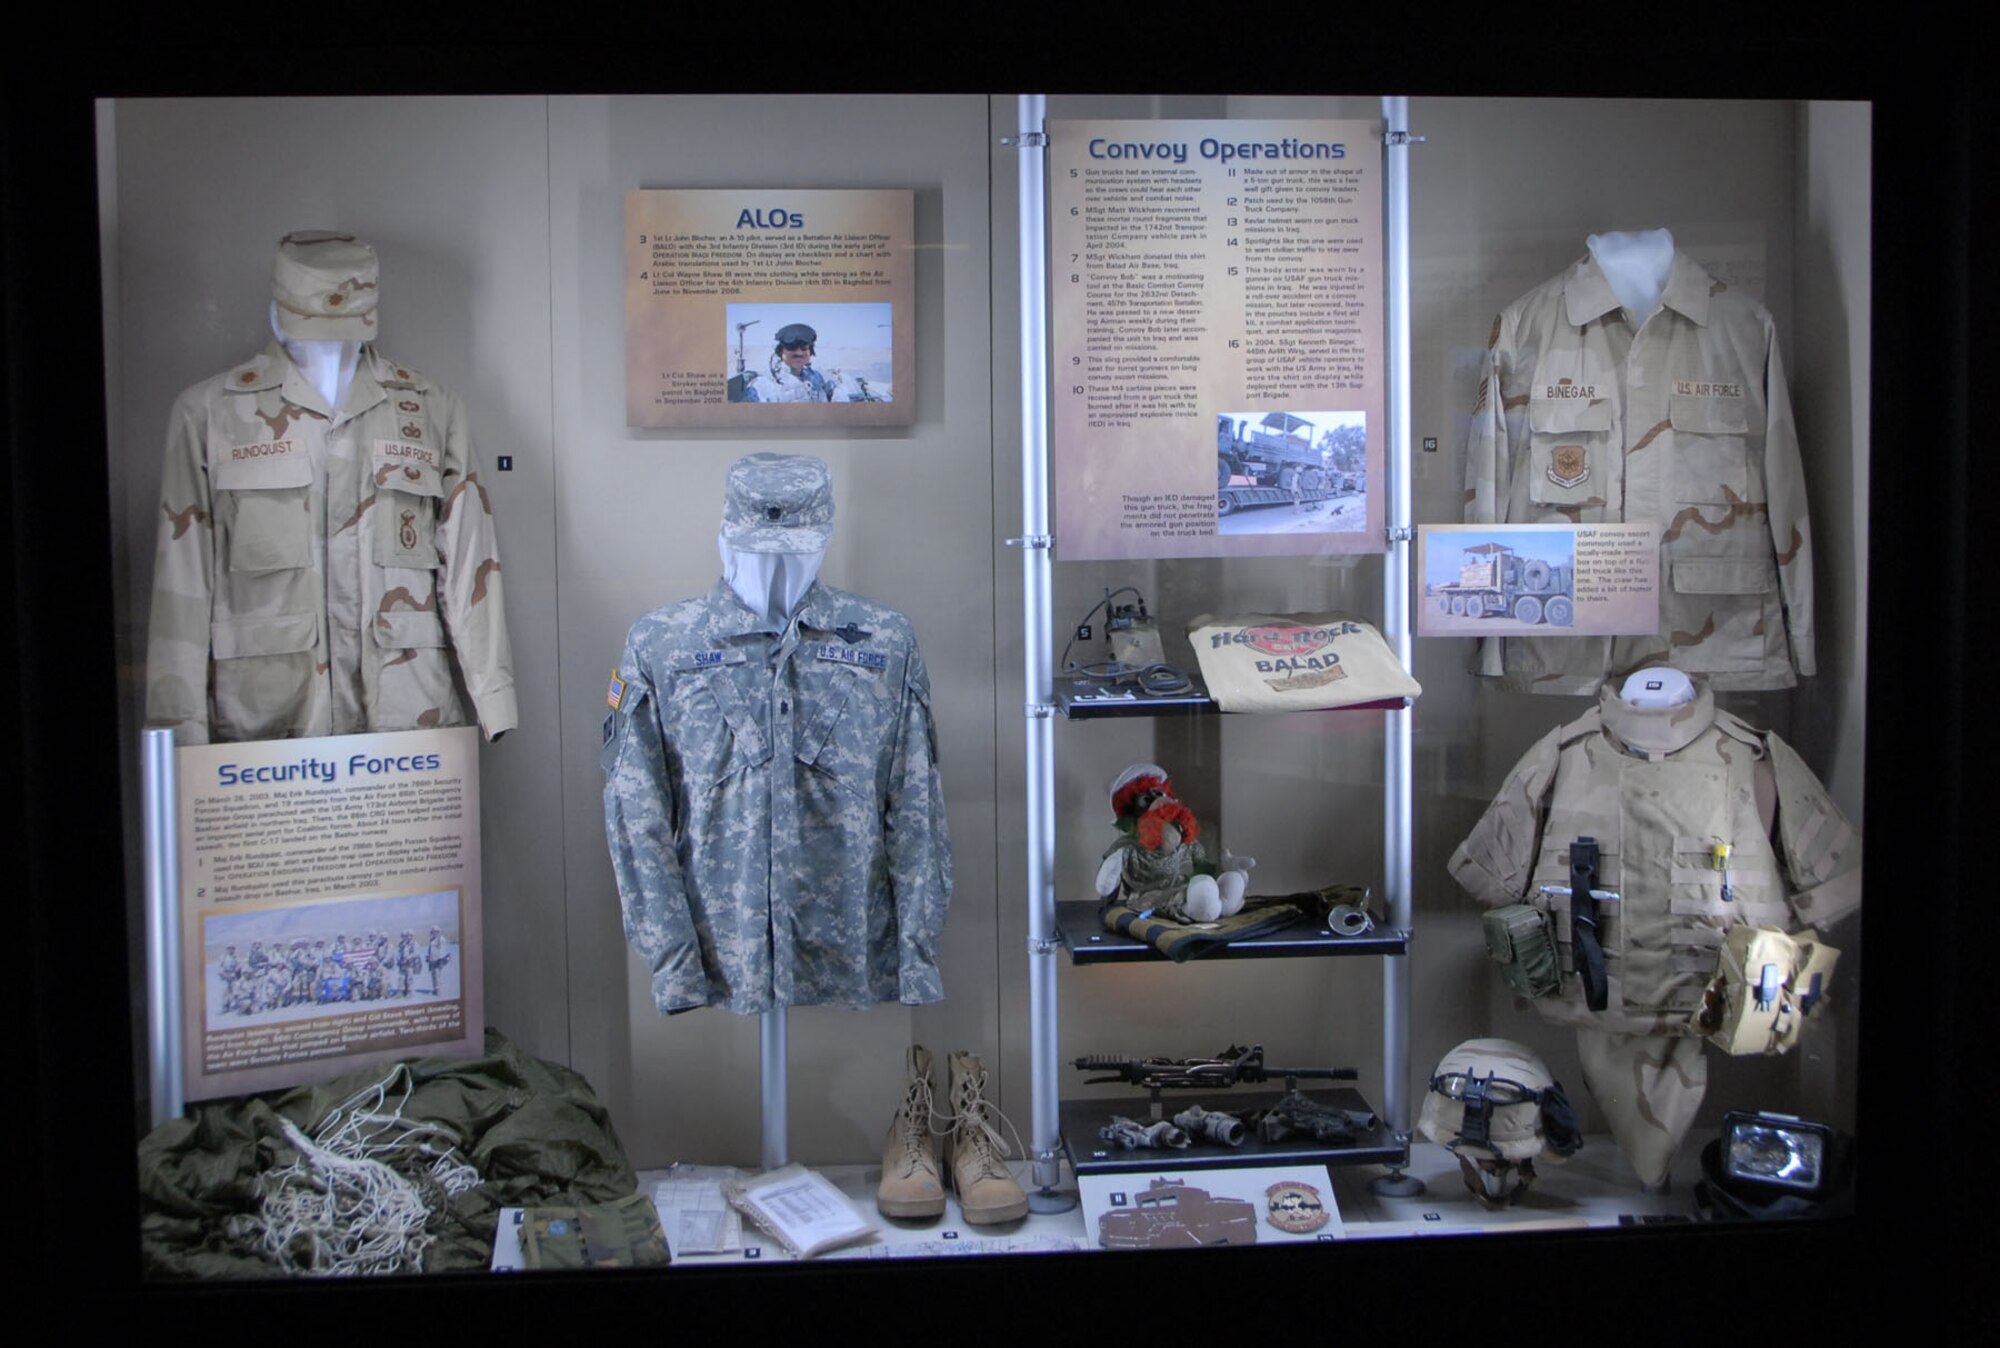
[[1693, 925, 1841, 1056], [1483, 903, 1561, 999]]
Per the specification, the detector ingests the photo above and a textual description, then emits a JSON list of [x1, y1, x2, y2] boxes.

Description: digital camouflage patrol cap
[[721, 453, 835, 554], [273, 230, 379, 340]]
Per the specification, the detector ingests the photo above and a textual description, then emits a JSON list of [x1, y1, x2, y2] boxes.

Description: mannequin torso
[[1586, 228, 1675, 324]]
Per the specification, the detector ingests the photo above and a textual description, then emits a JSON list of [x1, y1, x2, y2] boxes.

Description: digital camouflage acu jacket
[[1465, 251, 1814, 693], [145, 342, 517, 743], [1447, 683, 1859, 1036], [602, 579, 952, 1016]]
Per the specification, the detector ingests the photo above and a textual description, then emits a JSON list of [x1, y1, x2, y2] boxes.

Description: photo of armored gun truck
[[1432, 541, 1574, 626], [1096, 1177, 1259, 1249], [1216, 412, 1357, 515]]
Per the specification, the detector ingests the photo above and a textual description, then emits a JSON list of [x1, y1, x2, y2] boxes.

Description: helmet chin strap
[[719, 533, 824, 626], [1456, 1151, 1536, 1205]]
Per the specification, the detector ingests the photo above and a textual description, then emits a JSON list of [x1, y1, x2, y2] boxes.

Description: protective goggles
[[1430, 1071, 1539, 1106]]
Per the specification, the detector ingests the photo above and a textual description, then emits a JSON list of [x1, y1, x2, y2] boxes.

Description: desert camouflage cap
[[273, 230, 379, 340], [721, 453, 834, 554]]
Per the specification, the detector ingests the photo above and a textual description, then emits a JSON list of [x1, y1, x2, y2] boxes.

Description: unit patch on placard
[[1264, 1180, 1330, 1233], [813, 642, 887, 669], [607, 670, 626, 710], [1547, 444, 1590, 490]]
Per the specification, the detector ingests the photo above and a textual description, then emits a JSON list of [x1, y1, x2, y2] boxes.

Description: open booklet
[[723, 1165, 879, 1259]]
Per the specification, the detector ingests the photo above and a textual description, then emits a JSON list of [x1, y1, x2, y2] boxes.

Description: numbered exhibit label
[[1050, 120, 1385, 561], [626, 189, 915, 428], [177, 727, 483, 1100]]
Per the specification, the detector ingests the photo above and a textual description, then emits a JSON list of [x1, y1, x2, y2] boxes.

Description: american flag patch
[[607, 670, 626, 710]]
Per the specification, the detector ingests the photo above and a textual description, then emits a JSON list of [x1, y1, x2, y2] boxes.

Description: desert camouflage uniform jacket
[[145, 342, 517, 743], [1465, 251, 1814, 692], [602, 579, 952, 1015], [1447, 683, 1858, 1035]]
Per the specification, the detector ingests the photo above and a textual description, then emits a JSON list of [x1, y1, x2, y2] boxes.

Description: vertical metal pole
[[143, 728, 183, 1127], [1018, 92, 1070, 1209], [1379, 96, 1417, 1167], [760, 1008, 787, 1169]]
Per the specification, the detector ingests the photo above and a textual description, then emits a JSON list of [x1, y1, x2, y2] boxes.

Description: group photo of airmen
[[215, 928, 454, 1018], [202, 888, 464, 1031]]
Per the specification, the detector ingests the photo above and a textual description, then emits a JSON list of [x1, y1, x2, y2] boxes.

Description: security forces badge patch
[[1264, 1180, 1330, 1233]]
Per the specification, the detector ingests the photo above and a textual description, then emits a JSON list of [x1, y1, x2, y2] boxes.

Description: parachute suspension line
[[225, 1063, 481, 1276]]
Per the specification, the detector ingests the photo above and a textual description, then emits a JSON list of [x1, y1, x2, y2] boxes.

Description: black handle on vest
[[1570, 836, 1609, 1012]]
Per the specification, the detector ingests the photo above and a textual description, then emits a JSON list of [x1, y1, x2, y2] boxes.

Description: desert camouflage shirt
[[145, 342, 517, 743], [1447, 682, 1859, 1035], [1465, 251, 1814, 692], [602, 579, 952, 1015]]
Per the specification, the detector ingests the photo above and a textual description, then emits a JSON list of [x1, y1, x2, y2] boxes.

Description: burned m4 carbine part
[[1073, 1044, 1358, 1091], [1172, 1105, 1247, 1147], [1099, 1115, 1191, 1150], [1246, 1091, 1379, 1145]]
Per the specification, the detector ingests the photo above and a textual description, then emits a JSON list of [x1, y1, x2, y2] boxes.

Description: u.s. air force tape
[[810, 642, 887, 669]]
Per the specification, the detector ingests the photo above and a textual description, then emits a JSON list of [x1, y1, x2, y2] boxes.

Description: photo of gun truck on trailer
[[1432, 541, 1574, 626]]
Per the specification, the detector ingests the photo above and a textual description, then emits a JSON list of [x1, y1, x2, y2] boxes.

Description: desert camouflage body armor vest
[[1451, 682, 1859, 1037]]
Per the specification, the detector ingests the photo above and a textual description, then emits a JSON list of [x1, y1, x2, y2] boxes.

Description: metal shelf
[[1054, 672, 1410, 720], [1015, 98, 1421, 1197], [1061, 1087, 1402, 1177], [1057, 901, 1408, 964]]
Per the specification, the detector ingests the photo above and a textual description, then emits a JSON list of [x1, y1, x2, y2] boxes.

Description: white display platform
[[590, 1135, 1707, 1268]]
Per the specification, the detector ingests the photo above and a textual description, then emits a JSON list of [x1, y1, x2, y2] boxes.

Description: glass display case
[[7, 45, 1970, 1330]]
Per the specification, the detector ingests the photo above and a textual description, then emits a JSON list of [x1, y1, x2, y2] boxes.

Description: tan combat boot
[[944, 1051, 1029, 1225], [876, 1045, 946, 1220]]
